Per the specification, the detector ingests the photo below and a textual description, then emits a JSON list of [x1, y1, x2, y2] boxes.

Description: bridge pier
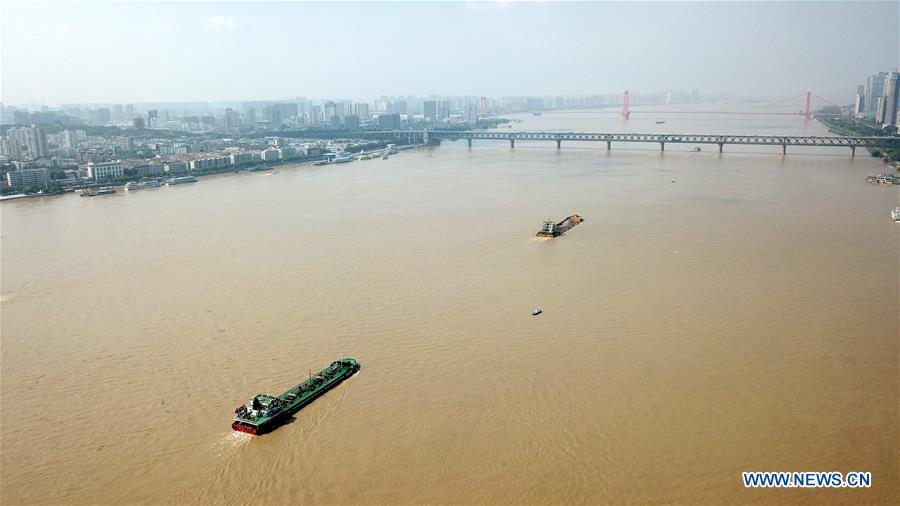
[[467, 138, 472, 148], [850, 146, 855, 158], [556, 139, 561, 150], [509, 139, 515, 149], [782, 144, 787, 156], [606, 141, 611, 150], [718, 143, 724, 153], [660, 142, 665, 152]]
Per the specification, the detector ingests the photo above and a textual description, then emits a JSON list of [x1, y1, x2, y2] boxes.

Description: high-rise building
[[264, 105, 282, 127], [354, 103, 369, 119], [125, 104, 134, 116], [95, 108, 111, 124], [343, 115, 359, 130], [285, 103, 298, 119], [308, 106, 322, 125], [12, 110, 31, 125], [25, 126, 48, 158], [377, 113, 401, 130], [880, 72, 900, 127], [423, 100, 437, 122], [335, 101, 349, 119], [132, 117, 145, 130], [864, 72, 888, 118], [224, 108, 237, 128], [464, 103, 478, 122], [60, 129, 77, 149], [0, 136, 23, 160], [245, 107, 257, 127], [324, 101, 337, 122], [854, 84, 866, 116], [875, 96, 885, 123], [854, 94, 865, 116], [118, 136, 134, 151], [148, 109, 159, 128]]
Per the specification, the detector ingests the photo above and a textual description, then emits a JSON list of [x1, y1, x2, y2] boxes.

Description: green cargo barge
[[232, 358, 360, 435]]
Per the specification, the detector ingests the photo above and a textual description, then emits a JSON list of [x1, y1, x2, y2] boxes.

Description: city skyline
[[2, 1, 898, 105]]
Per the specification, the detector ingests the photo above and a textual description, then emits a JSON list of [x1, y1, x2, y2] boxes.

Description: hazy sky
[[2, 1, 898, 105]]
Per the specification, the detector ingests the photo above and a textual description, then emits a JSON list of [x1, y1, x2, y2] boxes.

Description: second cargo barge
[[536, 214, 584, 237]]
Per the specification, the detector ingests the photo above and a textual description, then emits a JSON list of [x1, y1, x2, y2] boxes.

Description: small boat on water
[[892, 207, 900, 222], [532, 308, 542, 316], [656, 120, 666, 124], [867, 173, 898, 185], [694, 146, 701, 152]]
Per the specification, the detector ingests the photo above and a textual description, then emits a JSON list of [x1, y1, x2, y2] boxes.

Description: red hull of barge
[[232, 423, 258, 435]]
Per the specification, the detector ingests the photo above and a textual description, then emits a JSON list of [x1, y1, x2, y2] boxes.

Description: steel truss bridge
[[347, 130, 900, 156]]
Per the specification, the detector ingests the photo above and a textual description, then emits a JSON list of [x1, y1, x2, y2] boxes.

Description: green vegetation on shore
[[816, 114, 899, 166]]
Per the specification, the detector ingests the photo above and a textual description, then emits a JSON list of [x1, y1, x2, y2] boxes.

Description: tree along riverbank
[[815, 115, 900, 166]]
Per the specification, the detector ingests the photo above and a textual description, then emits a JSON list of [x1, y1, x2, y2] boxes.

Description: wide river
[[2, 111, 898, 505]]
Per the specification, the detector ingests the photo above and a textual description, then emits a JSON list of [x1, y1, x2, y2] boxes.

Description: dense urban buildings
[[2, 78, 898, 193], [856, 70, 900, 128]]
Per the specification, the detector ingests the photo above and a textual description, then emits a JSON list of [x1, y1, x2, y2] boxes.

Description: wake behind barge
[[232, 358, 360, 435], [536, 214, 584, 237]]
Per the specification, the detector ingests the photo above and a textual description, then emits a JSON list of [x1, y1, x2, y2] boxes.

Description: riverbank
[[815, 115, 900, 167], [1, 141, 424, 202]]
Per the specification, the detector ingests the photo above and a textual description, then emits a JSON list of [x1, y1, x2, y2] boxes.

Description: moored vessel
[[167, 176, 197, 185], [125, 180, 162, 191], [232, 358, 360, 435], [892, 207, 900, 222], [81, 186, 117, 197]]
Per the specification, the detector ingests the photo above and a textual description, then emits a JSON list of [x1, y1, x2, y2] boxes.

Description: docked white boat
[[125, 180, 162, 191], [167, 176, 197, 185], [892, 207, 900, 222]]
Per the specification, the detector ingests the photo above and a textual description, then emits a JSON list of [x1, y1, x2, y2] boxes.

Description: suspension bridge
[[616, 89, 844, 119], [307, 89, 897, 157], [478, 90, 850, 119]]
